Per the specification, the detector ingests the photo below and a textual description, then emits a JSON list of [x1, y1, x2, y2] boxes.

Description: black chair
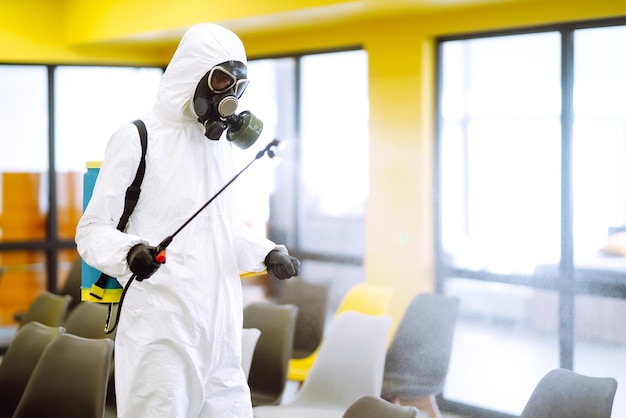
[[244, 301, 298, 406], [277, 278, 330, 360], [18, 291, 72, 329], [0, 322, 64, 418], [12, 333, 114, 418]]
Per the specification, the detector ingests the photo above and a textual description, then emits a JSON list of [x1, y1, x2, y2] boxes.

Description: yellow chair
[[287, 282, 394, 384]]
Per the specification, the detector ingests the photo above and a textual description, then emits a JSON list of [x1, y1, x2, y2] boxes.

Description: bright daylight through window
[[438, 24, 626, 417]]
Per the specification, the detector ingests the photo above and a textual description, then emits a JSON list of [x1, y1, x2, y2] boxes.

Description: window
[[242, 50, 369, 308], [0, 64, 162, 325], [54, 66, 162, 240], [437, 20, 626, 417], [0, 49, 369, 329]]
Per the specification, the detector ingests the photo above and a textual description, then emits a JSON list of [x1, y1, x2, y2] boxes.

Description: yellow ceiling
[[61, 0, 537, 47]]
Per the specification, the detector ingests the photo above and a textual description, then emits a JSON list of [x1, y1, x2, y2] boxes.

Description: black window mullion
[[46, 65, 58, 292]]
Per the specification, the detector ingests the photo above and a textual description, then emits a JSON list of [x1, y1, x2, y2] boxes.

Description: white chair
[[242, 328, 262, 379], [253, 311, 392, 418]]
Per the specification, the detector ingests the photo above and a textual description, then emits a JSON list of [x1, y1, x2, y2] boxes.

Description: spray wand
[[104, 139, 281, 334]]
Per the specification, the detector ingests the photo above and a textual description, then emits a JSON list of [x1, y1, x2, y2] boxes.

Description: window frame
[[435, 16, 626, 417]]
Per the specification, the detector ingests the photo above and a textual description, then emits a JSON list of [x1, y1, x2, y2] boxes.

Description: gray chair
[[343, 396, 419, 418], [277, 278, 330, 359], [12, 333, 114, 418], [520, 368, 618, 418], [0, 322, 64, 418], [244, 302, 298, 406], [382, 293, 459, 418], [253, 311, 392, 418]]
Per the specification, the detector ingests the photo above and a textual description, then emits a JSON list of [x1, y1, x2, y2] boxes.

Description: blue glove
[[265, 250, 300, 280]]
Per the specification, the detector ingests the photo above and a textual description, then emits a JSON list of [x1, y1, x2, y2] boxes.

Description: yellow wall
[[1, 0, 625, 324]]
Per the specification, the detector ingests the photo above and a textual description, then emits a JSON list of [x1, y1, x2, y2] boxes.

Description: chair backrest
[[243, 302, 298, 406], [335, 283, 394, 317], [12, 333, 114, 418], [382, 292, 459, 399], [0, 322, 64, 417], [286, 282, 394, 384], [520, 368, 618, 418], [290, 311, 392, 409], [277, 278, 330, 359], [59, 257, 83, 312], [343, 396, 419, 418], [64, 301, 116, 340], [19, 291, 72, 329], [242, 327, 261, 379]]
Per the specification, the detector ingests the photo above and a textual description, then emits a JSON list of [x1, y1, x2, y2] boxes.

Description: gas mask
[[192, 61, 263, 150]]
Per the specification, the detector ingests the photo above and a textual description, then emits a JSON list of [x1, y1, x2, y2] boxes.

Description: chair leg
[[394, 395, 442, 418]]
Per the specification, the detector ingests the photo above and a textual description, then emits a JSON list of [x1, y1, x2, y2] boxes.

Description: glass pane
[[573, 26, 626, 276], [57, 248, 80, 293], [0, 65, 48, 242], [300, 260, 365, 313], [54, 66, 162, 239], [444, 278, 560, 415], [237, 58, 296, 236], [574, 294, 626, 417], [440, 33, 561, 274], [298, 50, 369, 257], [0, 250, 47, 326]]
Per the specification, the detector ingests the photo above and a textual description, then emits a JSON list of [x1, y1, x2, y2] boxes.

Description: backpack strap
[[89, 120, 148, 301], [116, 119, 148, 231]]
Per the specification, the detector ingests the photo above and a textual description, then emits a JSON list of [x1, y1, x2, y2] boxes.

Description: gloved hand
[[264, 250, 300, 280], [127, 244, 162, 281]]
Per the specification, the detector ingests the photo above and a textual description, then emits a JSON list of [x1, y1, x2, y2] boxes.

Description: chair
[[381, 293, 459, 418], [13, 258, 82, 323], [242, 327, 262, 379], [287, 282, 394, 384], [59, 257, 83, 313], [18, 291, 73, 329], [342, 396, 419, 418], [243, 302, 298, 406], [12, 333, 114, 418], [277, 278, 330, 359], [253, 311, 392, 418], [64, 301, 116, 340], [0, 322, 64, 418], [519, 368, 618, 418], [64, 300, 118, 416]]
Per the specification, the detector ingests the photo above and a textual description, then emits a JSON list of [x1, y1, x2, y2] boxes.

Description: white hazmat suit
[[76, 23, 283, 418]]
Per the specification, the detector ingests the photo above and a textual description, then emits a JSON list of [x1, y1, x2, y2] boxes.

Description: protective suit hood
[[154, 23, 247, 123]]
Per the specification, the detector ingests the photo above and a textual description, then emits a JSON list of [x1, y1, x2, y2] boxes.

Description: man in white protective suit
[[76, 23, 300, 418]]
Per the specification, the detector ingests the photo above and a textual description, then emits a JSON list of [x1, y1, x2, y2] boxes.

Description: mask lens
[[234, 79, 249, 98], [208, 67, 236, 93]]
